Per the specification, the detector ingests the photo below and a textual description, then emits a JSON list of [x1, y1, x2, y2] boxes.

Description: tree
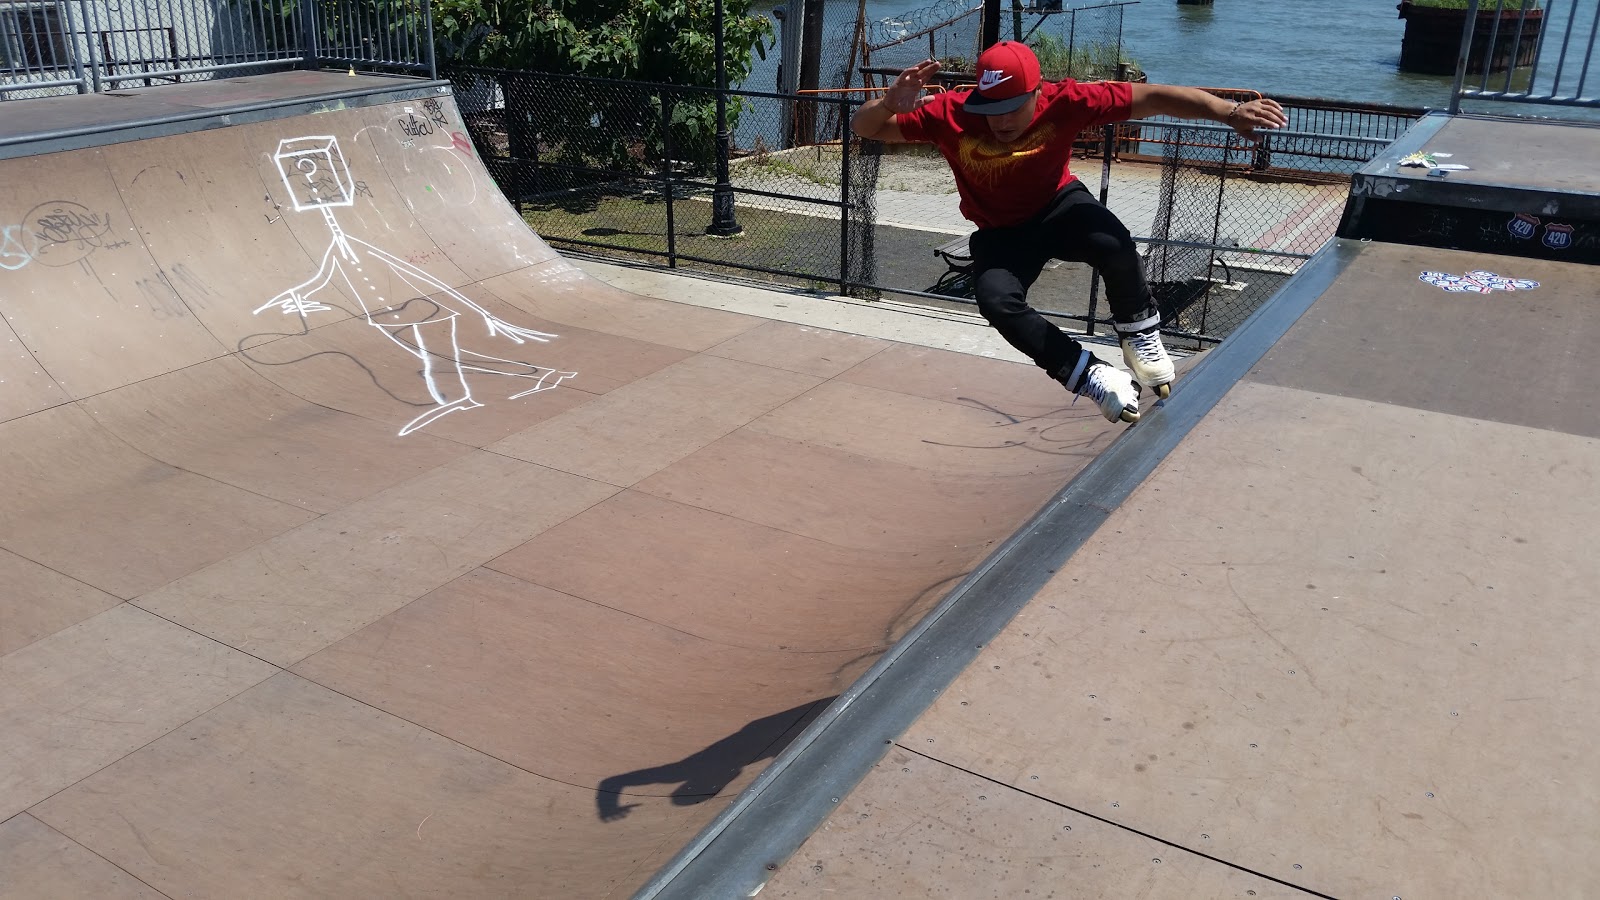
[[435, 0, 774, 186], [434, 0, 773, 87]]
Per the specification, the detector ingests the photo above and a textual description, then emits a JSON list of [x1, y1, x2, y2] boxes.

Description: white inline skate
[[1116, 316, 1175, 399], [1057, 350, 1140, 424]]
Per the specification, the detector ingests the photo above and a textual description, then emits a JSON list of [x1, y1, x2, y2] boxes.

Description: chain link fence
[[453, 68, 879, 294], [453, 65, 1413, 347]]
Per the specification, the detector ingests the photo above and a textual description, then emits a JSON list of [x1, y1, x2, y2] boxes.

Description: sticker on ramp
[[1419, 270, 1540, 294]]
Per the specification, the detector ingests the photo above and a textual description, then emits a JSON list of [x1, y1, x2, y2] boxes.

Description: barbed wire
[[863, 0, 983, 51]]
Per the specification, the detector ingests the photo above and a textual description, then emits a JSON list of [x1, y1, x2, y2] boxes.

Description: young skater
[[851, 42, 1286, 422]]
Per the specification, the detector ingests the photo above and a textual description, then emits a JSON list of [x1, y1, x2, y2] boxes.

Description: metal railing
[[1450, 0, 1600, 110], [0, 0, 434, 100]]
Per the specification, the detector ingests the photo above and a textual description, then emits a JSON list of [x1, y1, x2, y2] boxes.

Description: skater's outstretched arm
[[254, 243, 340, 316], [851, 59, 943, 143], [1129, 85, 1287, 142], [361, 243, 558, 344]]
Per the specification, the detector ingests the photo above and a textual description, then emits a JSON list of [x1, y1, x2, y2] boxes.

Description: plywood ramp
[[756, 242, 1600, 899], [0, 83, 1126, 897]]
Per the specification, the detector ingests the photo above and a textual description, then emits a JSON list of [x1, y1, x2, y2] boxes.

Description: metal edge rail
[[0, 78, 452, 160]]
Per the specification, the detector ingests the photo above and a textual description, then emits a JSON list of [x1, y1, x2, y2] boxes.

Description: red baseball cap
[[964, 40, 1042, 115]]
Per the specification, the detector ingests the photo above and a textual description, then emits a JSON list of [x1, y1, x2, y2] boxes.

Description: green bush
[[437, 1, 773, 177], [1030, 33, 1139, 82]]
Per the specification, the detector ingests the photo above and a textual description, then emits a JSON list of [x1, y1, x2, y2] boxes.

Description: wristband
[[1226, 101, 1242, 122]]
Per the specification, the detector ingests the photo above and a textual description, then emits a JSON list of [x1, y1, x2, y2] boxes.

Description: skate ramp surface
[[0, 80, 1128, 897], [742, 240, 1600, 898]]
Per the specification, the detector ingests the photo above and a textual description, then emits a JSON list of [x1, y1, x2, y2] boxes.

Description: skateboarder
[[851, 43, 1287, 423]]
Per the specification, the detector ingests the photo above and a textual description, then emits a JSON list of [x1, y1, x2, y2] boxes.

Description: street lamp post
[[706, 0, 743, 236]]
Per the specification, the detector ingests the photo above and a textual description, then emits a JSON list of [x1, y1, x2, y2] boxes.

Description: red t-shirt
[[896, 79, 1133, 229]]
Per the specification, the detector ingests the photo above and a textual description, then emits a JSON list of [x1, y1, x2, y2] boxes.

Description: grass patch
[[521, 184, 846, 287]]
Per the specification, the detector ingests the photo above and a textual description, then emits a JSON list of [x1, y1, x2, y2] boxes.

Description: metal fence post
[[662, 88, 678, 269], [839, 97, 852, 297], [422, 0, 437, 80], [1448, 0, 1482, 114], [1067, 8, 1076, 77], [64, 0, 92, 93], [299, 0, 319, 71], [75, 0, 104, 93], [706, 0, 743, 237]]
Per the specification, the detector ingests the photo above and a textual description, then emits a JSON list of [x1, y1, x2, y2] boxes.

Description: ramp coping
[[0, 79, 453, 160]]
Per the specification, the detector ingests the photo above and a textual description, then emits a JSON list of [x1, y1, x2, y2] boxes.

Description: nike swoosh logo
[[977, 70, 1013, 91]]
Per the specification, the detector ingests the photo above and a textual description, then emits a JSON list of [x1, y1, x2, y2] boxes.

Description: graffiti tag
[[421, 98, 450, 130], [0, 202, 128, 270]]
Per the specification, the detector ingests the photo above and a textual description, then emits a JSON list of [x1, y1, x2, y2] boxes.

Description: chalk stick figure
[[256, 136, 574, 435]]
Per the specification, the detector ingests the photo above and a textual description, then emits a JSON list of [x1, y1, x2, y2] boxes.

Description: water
[[742, 0, 1599, 113]]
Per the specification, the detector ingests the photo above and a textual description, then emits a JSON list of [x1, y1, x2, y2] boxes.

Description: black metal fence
[[453, 67, 1410, 347], [454, 68, 879, 295], [0, 0, 435, 99], [1134, 122, 1391, 344], [1450, 0, 1600, 111]]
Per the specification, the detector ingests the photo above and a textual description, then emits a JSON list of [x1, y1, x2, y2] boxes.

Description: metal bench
[[932, 234, 1066, 298]]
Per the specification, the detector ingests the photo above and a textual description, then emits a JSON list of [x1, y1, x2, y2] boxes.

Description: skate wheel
[[1119, 408, 1140, 424], [1154, 383, 1172, 400]]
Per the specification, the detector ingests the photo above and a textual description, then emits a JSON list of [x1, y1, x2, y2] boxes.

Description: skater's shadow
[[595, 697, 834, 822]]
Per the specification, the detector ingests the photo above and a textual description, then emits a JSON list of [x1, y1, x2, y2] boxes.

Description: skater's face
[[985, 90, 1039, 144]]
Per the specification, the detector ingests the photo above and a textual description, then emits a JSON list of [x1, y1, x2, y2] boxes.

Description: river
[[742, 0, 1598, 113]]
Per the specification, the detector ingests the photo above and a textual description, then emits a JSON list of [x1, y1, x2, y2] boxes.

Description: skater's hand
[[1226, 97, 1288, 142], [883, 59, 941, 114]]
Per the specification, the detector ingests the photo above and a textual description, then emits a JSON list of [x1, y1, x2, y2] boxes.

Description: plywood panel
[[33, 673, 726, 900], [295, 567, 841, 788], [0, 814, 161, 900], [762, 747, 1302, 900], [80, 355, 470, 513], [910, 383, 1600, 899], [0, 151, 229, 398], [135, 452, 618, 665], [491, 490, 967, 653], [706, 319, 889, 378], [1, 604, 275, 821], [1248, 244, 1600, 437], [637, 428, 1078, 553], [0, 404, 314, 598], [749, 379, 1110, 477], [105, 122, 356, 346], [489, 354, 821, 486], [0, 547, 121, 656], [479, 263, 764, 353]]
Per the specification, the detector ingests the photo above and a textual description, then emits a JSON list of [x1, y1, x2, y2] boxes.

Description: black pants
[[969, 181, 1158, 379]]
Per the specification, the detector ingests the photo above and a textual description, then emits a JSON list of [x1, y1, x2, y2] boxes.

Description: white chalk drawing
[[256, 136, 575, 435], [1419, 270, 1540, 294]]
